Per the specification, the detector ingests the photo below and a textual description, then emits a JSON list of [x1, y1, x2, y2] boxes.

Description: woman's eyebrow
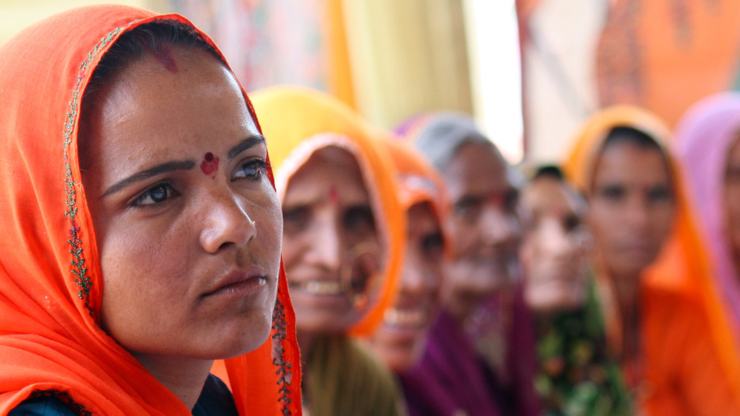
[[102, 160, 196, 197], [100, 135, 265, 198], [227, 134, 265, 160]]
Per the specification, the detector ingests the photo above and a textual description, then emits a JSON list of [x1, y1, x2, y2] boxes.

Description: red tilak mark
[[200, 152, 219, 177], [152, 45, 178, 73], [488, 193, 506, 207], [329, 185, 340, 205]]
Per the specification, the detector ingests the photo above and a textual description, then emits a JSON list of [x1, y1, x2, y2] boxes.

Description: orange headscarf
[[250, 86, 405, 336], [0, 6, 301, 415], [382, 139, 448, 225], [563, 106, 740, 414]]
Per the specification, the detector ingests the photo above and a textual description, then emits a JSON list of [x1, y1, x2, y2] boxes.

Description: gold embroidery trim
[[63, 27, 122, 305]]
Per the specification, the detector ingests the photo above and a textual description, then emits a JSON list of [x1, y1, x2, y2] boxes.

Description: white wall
[[463, 0, 524, 164]]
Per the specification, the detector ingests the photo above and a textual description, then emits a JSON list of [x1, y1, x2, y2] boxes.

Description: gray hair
[[413, 112, 502, 167], [412, 113, 524, 189]]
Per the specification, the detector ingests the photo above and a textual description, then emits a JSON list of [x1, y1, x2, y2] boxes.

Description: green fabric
[[534, 277, 632, 416], [304, 334, 404, 416]]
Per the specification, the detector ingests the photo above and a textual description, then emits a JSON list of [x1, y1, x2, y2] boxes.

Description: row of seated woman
[[1, 5, 740, 416]]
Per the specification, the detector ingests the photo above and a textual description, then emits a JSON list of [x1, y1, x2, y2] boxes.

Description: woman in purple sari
[[398, 113, 540, 416]]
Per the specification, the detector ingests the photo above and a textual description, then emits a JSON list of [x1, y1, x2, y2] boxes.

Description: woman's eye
[[454, 196, 483, 220], [597, 184, 625, 202], [563, 214, 581, 232], [131, 183, 178, 207], [420, 232, 445, 259], [283, 205, 311, 234], [233, 159, 267, 181], [343, 205, 376, 233], [647, 185, 673, 203], [504, 189, 519, 213]]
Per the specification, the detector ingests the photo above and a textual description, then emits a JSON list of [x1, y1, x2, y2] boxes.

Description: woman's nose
[[199, 193, 257, 254]]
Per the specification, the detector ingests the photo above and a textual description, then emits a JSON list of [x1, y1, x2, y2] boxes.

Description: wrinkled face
[[588, 140, 675, 280], [372, 202, 444, 371], [281, 146, 383, 333], [441, 141, 520, 318], [724, 133, 740, 266], [81, 47, 282, 360], [520, 178, 590, 312]]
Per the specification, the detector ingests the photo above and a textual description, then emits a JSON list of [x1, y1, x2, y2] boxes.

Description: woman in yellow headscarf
[[251, 86, 405, 416], [564, 106, 740, 414]]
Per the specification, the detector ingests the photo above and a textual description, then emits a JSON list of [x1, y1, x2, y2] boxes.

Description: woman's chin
[[204, 317, 274, 359], [376, 342, 424, 373]]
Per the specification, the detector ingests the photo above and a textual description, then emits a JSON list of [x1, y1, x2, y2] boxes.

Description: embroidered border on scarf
[[272, 297, 293, 415], [62, 27, 122, 308]]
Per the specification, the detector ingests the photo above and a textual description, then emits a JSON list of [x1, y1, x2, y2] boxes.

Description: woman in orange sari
[[564, 106, 740, 414], [365, 138, 455, 415], [251, 86, 405, 416], [0, 6, 301, 415], [368, 139, 448, 374]]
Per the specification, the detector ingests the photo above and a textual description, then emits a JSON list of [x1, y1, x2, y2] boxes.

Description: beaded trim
[[272, 297, 293, 415], [62, 27, 121, 306]]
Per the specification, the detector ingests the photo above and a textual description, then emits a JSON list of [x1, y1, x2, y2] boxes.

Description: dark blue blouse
[[10, 374, 238, 416]]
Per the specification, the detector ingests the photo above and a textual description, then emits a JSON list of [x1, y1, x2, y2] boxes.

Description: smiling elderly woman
[[251, 87, 406, 416], [0, 6, 300, 415]]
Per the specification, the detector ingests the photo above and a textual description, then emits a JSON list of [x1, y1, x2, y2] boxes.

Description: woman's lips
[[305, 280, 343, 296], [202, 270, 268, 299], [383, 307, 428, 329], [290, 280, 346, 296], [289, 280, 355, 310]]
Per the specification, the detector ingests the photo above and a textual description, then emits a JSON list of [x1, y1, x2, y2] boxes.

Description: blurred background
[[2, 0, 738, 165]]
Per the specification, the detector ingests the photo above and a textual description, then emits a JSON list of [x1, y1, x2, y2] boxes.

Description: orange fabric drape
[[0, 6, 301, 415], [596, 0, 740, 127], [250, 86, 405, 336], [390, 116, 463, 264], [381, 139, 447, 220], [324, 0, 357, 109], [379, 138, 452, 261], [563, 106, 740, 415]]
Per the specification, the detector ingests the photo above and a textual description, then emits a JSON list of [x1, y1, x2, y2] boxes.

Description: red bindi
[[200, 152, 219, 177], [488, 192, 505, 207], [329, 185, 340, 205], [150, 45, 178, 73]]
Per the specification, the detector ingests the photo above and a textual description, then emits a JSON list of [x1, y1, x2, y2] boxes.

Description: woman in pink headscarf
[[674, 92, 740, 381]]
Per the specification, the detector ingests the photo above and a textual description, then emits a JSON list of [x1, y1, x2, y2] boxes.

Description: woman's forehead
[[523, 180, 581, 218], [80, 47, 259, 176], [443, 142, 508, 194], [90, 48, 250, 131], [593, 141, 671, 184], [284, 146, 372, 202], [309, 145, 362, 167]]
